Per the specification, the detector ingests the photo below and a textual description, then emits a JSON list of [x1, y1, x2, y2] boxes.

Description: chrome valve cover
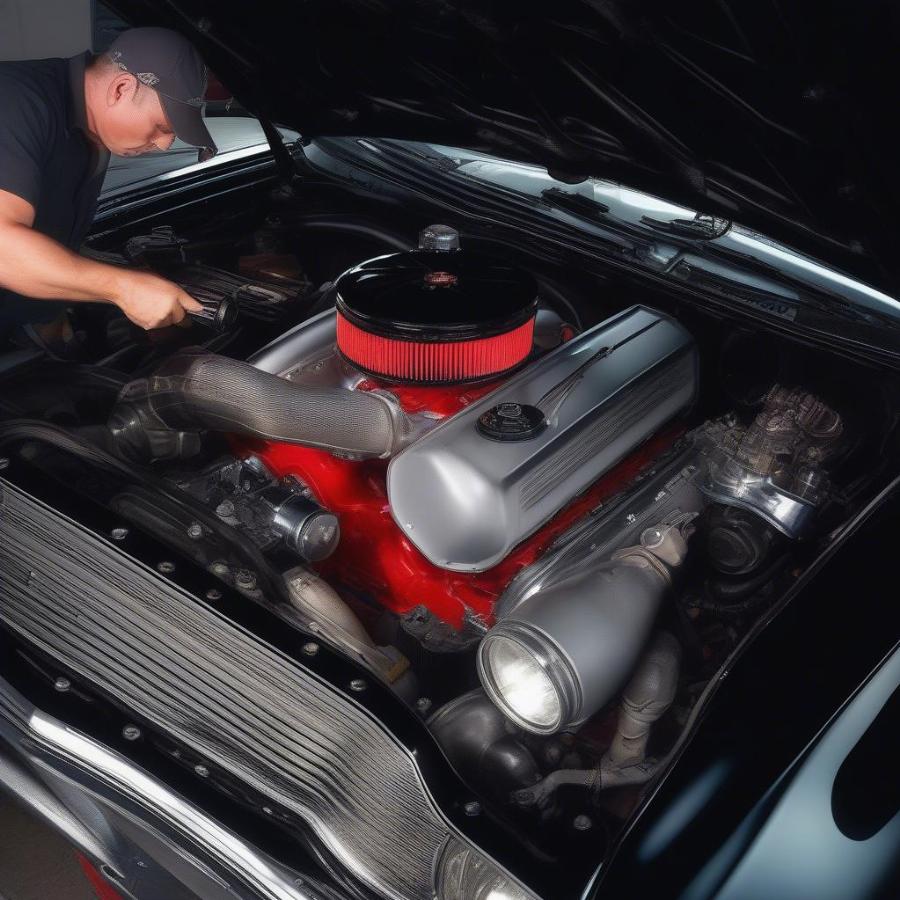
[[387, 306, 698, 572]]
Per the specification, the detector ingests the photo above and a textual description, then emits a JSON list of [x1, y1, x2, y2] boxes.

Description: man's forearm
[[0, 221, 123, 303]]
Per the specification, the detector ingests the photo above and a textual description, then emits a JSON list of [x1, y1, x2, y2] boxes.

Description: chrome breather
[[0, 480, 505, 900], [258, 485, 340, 562]]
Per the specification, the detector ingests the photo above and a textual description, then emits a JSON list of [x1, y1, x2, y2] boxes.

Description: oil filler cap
[[476, 402, 547, 441], [418, 224, 460, 252]]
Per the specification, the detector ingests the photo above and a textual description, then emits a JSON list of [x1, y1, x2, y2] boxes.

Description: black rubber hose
[[703, 553, 791, 610], [0, 419, 291, 605]]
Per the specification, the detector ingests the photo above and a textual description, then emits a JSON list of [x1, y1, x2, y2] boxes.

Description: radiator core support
[[0, 478, 525, 900]]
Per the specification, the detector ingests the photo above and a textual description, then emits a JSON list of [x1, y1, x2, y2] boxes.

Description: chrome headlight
[[476, 623, 580, 735], [435, 838, 535, 900]]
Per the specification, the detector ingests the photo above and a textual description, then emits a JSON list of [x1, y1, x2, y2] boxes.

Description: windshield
[[316, 138, 900, 362], [424, 143, 700, 223]]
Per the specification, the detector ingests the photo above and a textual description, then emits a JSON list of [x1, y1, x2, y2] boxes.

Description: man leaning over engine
[[0, 27, 217, 354]]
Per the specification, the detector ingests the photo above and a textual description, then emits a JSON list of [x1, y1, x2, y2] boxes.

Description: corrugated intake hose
[[108, 349, 412, 462]]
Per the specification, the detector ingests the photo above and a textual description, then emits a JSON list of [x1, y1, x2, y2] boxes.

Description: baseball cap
[[106, 27, 218, 161]]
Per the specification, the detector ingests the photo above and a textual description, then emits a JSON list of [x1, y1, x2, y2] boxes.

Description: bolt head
[[463, 801, 482, 817], [122, 724, 141, 741], [157, 561, 175, 574], [216, 500, 235, 518], [544, 744, 563, 766], [349, 678, 367, 693], [53, 676, 71, 692], [211, 561, 230, 577], [573, 814, 593, 832], [415, 697, 432, 714], [301, 642, 319, 657], [235, 569, 257, 590], [205, 588, 223, 601], [110, 527, 129, 541], [194, 764, 210, 778], [187, 523, 204, 540]]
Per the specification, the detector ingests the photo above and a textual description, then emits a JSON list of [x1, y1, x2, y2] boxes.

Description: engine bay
[[1, 218, 897, 893]]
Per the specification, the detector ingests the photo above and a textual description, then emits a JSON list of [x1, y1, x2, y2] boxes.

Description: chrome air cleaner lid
[[334, 225, 538, 383]]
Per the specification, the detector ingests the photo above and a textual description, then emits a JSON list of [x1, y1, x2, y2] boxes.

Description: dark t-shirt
[[0, 52, 110, 332]]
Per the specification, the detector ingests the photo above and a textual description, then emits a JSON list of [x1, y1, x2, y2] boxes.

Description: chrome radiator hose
[[478, 517, 696, 735]]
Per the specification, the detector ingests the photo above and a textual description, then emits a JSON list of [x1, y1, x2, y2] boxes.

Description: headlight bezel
[[477, 621, 582, 735]]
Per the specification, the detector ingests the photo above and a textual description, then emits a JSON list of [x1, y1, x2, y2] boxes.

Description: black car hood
[[113, 0, 900, 293]]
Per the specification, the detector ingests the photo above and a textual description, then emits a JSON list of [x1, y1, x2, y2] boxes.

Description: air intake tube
[[108, 350, 412, 462], [477, 516, 696, 735]]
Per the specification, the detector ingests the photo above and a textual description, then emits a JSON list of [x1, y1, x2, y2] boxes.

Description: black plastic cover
[[335, 249, 538, 342]]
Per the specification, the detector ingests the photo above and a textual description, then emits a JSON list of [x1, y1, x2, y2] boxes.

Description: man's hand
[[110, 269, 204, 329], [0, 192, 203, 330]]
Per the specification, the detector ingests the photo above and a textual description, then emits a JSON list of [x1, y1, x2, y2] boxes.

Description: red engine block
[[240, 379, 681, 629]]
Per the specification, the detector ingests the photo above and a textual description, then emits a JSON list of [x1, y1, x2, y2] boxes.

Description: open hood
[[111, 0, 900, 294]]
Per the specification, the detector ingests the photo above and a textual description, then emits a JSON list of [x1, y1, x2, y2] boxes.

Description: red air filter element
[[337, 312, 535, 383], [334, 234, 539, 384]]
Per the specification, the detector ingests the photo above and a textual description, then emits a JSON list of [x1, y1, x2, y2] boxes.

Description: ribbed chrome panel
[[519, 351, 695, 509], [0, 481, 450, 900]]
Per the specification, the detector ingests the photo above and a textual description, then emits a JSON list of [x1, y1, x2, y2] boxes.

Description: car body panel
[[2, 5, 899, 894], [0, 676, 318, 900], [593, 475, 900, 898]]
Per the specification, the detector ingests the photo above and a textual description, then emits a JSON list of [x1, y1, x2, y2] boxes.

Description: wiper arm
[[382, 140, 465, 171], [541, 190, 732, 247], [640, 213, 731, 240]]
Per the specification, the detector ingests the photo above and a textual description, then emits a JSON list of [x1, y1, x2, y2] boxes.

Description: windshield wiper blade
[[540, 187, 610, 217], [673, 257, 900, 331]]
